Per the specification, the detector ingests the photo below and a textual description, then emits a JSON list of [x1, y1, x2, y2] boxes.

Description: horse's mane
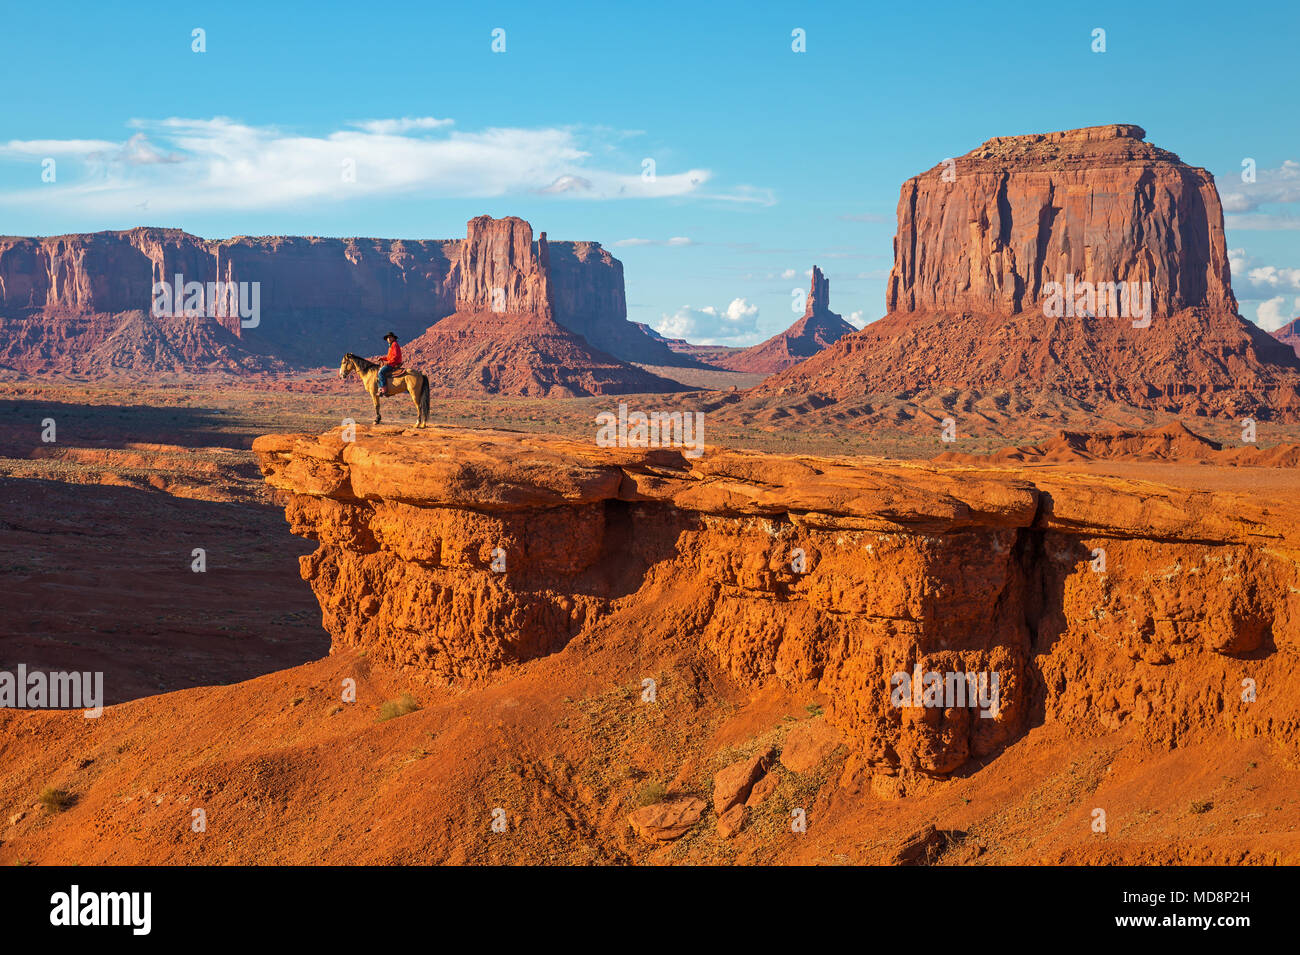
[[344, 352, 378, 371]]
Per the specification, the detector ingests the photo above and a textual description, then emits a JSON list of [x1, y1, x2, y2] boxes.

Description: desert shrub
[[38, 787, 71, 813], [377, 693, 420, 722], [635, 781, 667, 807]]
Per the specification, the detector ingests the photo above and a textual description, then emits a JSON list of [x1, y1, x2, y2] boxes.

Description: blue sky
[[2, 0, 1298, 342]]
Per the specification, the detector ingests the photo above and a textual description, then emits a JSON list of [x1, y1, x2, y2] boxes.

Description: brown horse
[[339, 353, 430, 427]]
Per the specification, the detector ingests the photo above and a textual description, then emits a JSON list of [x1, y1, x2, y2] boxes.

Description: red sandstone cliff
[[0, 228, 459, 371], [453, 216, 550, 314], [0, 217, 676, 374], [886, 124, 1236, 316], [254, 425, 1300, 789], [717, 266, 856, 373]]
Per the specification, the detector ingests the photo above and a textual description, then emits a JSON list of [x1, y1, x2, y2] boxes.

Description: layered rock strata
[[0, 216, 675, 371], [256, 425, 1300, 780]]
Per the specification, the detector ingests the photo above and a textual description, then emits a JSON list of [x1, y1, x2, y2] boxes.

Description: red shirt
[[383, 342, 402, 366]]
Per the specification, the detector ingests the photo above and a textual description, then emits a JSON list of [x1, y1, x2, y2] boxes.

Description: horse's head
[[339, 354, 352, 380]]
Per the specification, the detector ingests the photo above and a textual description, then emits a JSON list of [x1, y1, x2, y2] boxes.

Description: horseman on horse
[[339, 332, 430, 428], [377, 332, 402, 394]]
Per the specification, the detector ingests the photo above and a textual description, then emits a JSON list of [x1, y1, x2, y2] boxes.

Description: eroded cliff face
[[452, 216, 550, 314], [255, 427, 1300, 786], [0, 217, 665, 370], [886, 124, 1236, 317]]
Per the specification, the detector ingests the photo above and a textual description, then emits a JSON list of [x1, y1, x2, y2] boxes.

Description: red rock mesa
[[742, 125, 1300, 419]]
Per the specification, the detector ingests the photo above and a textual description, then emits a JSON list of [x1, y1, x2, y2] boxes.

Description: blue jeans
[[378, 364, 395, 392]]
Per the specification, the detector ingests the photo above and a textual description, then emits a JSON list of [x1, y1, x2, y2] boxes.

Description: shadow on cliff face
[[1016, 520, 1085, 734], [589, 500, 689, 600], [0, 476, 328, 704]]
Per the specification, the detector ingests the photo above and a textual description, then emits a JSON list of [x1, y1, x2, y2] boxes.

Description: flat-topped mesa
[[0, 215, 679, 371], [981, 123, 1150, 151], [886, 124, 1236, 318]]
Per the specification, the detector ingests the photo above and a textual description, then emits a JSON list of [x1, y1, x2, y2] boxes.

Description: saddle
[[378, 366, 411, 397]]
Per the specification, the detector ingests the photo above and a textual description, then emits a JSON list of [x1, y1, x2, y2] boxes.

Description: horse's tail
[[418, 372, 430, 424]]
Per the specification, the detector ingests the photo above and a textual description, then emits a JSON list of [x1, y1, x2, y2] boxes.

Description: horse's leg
[[407, 379, 422, 427], [372, 385, 381, 425]]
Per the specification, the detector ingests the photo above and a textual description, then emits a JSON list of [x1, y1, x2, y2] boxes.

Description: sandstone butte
[[0, 215, 685, 382], [251, 425, 1300, 810], [715, 266, 857, 374], [740, 124, 1300, 419], [399, 216, 679, 397]]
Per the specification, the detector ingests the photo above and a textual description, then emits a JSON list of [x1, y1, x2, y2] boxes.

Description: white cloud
[[539, 174, 594, 194], [1226, 213, 1300, 230], [699, 184, 776, 206], [1229, 248, 1300, 311], [113, 132, 185, 165], [349, 117, 453, 134], [612, 236, 693, 247], [780, 268, 797, 279], [653, 297, 760, 345], [1221, 159, 1300, 210], [0, 138, 119, 156], [1247, 264, 1300, 291], [1237, 247, 1300, 329], [0, 116, 730, 213], [1228, 247, 1248, 274], [1255, 296, 1300, 331], [1223, 160, 1300, 229], [723, 297, 758, 322], [848, 310, 865, 327]]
